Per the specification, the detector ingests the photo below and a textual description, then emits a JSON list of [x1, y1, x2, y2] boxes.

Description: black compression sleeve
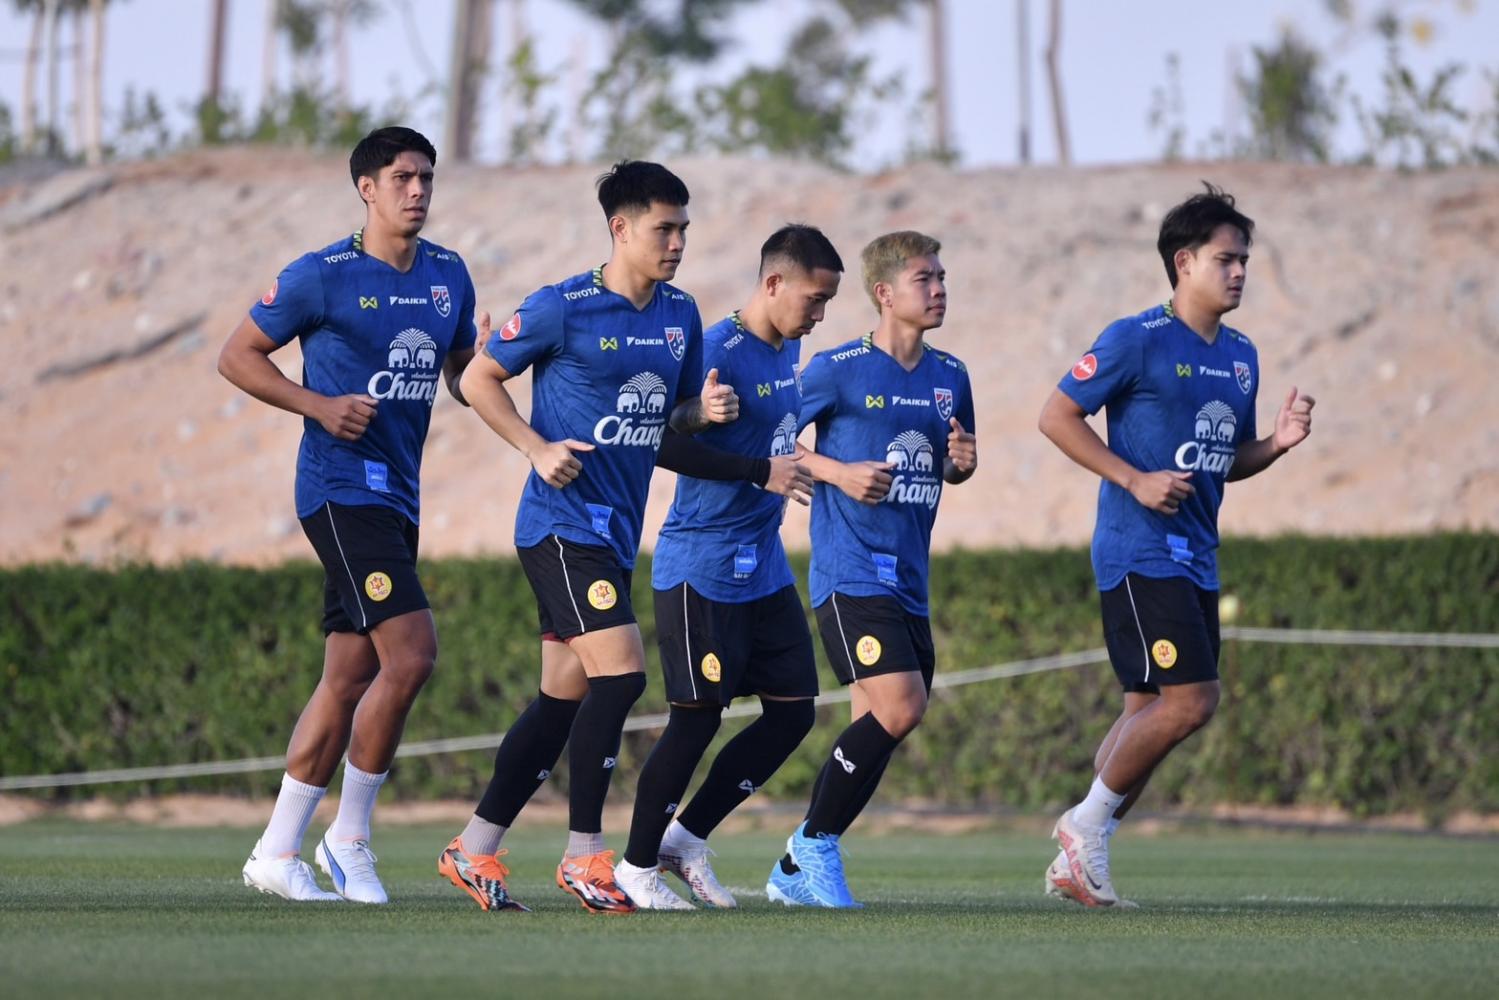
[[655, 427, 771, 487]]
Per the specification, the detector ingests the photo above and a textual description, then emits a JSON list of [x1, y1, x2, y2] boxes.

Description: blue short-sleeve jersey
[[249, 232, 477, 523], [652, 313, 802, 602], [800, 335, 975, 617], [485, 267, 704, 568], [1059, 302, 1260, 591]]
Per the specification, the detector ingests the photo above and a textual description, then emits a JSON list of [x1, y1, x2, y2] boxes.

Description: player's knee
[[760, 698, 816, 742], [384, 647, 437, 695], [1170, 687, 1218, 734], [881, 699, 927, 739], [666, 702, 723, 752]]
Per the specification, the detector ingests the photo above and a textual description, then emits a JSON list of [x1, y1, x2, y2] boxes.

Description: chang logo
[[770, 413, 798, 457], [1174, 400, 1238, 475], [368, 328, 440, 403], [883, 430, 941, 508], [594, 372, 669, 448]]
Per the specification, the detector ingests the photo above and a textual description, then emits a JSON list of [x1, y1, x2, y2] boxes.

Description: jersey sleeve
[[1241, 349, 1260, 443], [483, 285, 564, 376], [675, 307, 707, 402], [1057, 319, 1141, 416], [796, 351, 838, 433], [249, 253, 323, 347], [955, 365, 976, 433], [453, 267, 478, 352]]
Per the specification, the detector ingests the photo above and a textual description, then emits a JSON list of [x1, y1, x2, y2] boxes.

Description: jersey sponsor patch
[[261, 279, 278, 306], [700, 652, 722, 682], [365, 571, 393, 602], [587, 579, 618, 610], [856, 635, 882, 666], [1072, 353, 1098, 381], [1151, 639, 1178, 669], [500, 312, 522, 341]]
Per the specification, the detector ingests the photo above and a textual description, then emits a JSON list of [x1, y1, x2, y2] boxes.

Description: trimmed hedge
[[1, 534, 1495, 818]]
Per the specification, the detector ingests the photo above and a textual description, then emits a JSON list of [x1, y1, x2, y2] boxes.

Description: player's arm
[[459, 350, 593, 488], [443, 343, 476, 406], [216, 314, 377, 441], [1227, 386, 1314, 482], [1038, 388, 1194, 516], [656, 429, 812, 505], [796, 441, 893, 505]]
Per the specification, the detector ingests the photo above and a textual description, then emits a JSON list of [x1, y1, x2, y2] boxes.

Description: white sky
[[1, 0, 1496, 167]]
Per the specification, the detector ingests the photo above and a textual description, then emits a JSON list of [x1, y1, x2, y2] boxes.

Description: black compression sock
[[678, 698, 815, 840], [622, 704, 722, 868], [476, 691, 581, 827], [802, 714, 902, 838], [566, 673, 648, 834]]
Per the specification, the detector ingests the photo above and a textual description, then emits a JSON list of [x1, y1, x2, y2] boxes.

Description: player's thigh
[[368, 608, 438, 682], [319, 631, 381, 700], [1099, 573, 1219, 691], [300, 501, 429, 636], [814, 592, 928, 685], [540, 638, 589, 700], [567, 623, 646, 677], [516, 534, 637, 641], [850, 670, 928, 736]]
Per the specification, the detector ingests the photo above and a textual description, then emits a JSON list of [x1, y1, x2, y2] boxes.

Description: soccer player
[[766, 231, 978, 909], [1038, 184, 1315, 907], [438, 161, 737, 914], [218, 126, 478, 903], [611, 225, 842, 910]]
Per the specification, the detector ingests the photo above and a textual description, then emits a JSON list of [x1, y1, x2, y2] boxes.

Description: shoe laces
[[471, 848, 512, 882], [288, 857, 325, 894], [339, 839, 380, 880], [1080, 828, 1111, 883], [802, 832, 848, 877], [580, 850, 618, 882]]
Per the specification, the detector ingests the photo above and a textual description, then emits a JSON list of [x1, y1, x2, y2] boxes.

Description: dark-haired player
[[438, 161, 737, 914], [1039, 184, 1314, 907], [219, 126, 479, 904], [611, 224, 842, 909], [767, 230, 978, 909]]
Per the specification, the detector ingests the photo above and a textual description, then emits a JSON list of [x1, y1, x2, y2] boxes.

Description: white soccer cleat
[[612, 859, 696, 910], [1044, 848, 1084, 902], [659, 838, 737, 909], [1052, 808, 1119, 907], [242, 840, 343, 902], [316, 835, 389, 904]]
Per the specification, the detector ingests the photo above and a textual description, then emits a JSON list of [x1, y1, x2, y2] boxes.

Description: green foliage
[[0, 100, 16, 164], [503, 36, 557, 165], [2, 535, 1494, 819], [1350, 14, 1475, 169], [1237, 29, 1340, 163]]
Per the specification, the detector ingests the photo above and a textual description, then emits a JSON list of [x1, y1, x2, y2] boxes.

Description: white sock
[[460, 814, 506, 857], [1074, 777, 1127, 829], [565, 831, 605, 858], [260, 773, 326, 857], [327, 762, 387, 843], [662, 818, 706, 851]]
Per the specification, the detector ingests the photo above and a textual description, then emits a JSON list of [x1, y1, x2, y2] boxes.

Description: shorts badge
[[1151, 639, 1178, 669], [587, 580, 618, 611], [365, 572, 393, 602], [701, 653, 722, 683], [856, 635, 882, 666]]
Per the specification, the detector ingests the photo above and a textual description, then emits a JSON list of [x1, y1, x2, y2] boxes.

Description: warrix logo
[[359, 296, 379, 310], [833, 746, 856, 774], [883, 430, 942, 508], [770, 414, 798, 457], [603, 756, 617, 769], [368, 328, 440, 403], [738, 779, 762, 794], [594, 372, 669, 447], [1174, 400, 1238, 475]]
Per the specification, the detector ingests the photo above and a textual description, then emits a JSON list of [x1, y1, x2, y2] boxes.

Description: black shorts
[[1099, 573, 1221, 693], [299, 501, 428, 635], [654, 583, 818, 706], [515, 535, 636, 641], [815, 592, 935, 687]]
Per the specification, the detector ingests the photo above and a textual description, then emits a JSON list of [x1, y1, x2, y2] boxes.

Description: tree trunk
[[262, 0, 279, 107], [928, 0, 950, 157], [444, 0, 493, 162], [1044, 0, 1071, 165], [1015, 0, 1030, 164], [332, 0, 350, 119], [72, 6, 87, 156], [21, 6, 44, 153], [86, 0, 105, 165], [45, 0, 62, 155], [206, 0, 230, 111]]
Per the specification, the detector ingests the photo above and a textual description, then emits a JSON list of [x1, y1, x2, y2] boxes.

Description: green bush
[[1, 534, 1494, 818]]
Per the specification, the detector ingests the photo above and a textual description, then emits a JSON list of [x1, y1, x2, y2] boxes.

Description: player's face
[[363, 150, 434, 238], [769, 266, 841, 340], [619, 202, 690, 282], [883, 254, 947, 330], [1177, 224, 1249, 314]]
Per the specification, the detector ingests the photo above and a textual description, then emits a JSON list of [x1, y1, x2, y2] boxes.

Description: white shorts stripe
[[324, 502, 368, 631], [1123, 576, 1150, 685], [554, 535, 587, 636], [830, 593, 858, 682], [683, 585, 699, 701]]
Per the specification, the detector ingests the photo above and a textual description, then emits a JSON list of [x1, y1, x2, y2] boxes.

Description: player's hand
[[315, 393, 379, 441], [839, 460, 895, 505], [530, 438, 595, 488], [946, 417, 977, 473], [765, 454, 814, 506], [700, 368, 739, 424], [1128, 469, 1194, 515], [474, 309, 491, 344], [1272, 386, 1315, 454]]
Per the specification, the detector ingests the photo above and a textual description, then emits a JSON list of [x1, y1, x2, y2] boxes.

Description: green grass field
[[1, 820, 1495, 999]]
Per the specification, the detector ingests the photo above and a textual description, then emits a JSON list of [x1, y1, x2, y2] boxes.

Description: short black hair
[[596, 159, 689, 220], [349, 126, 437, 187], [759, 224, 844, 276], [1157, 183, 1255, 288]]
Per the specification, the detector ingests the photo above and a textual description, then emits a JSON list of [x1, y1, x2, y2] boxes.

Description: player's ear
[[875, 280, 893, 310], [357, 173, 376, 206], [764, 271, 783, 297], [1174, 246, 1194, 280], [609, 213, 631, 245]]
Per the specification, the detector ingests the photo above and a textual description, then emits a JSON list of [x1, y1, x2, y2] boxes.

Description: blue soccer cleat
[[766, 851, 820, 907], [784, 822, 862, 909]]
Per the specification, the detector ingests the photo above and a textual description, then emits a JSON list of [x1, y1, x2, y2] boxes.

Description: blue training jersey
[[485, 267, 704, 568], [800, 334, 975, 617], [1059, 302, 1260, 591], [250, 232, 477, 523], [652, 312, 802, 602]]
